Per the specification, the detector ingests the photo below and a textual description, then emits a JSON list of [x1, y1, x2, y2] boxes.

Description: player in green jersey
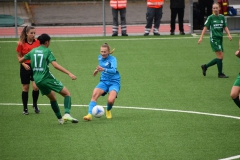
[[18, 33, 78, 124], [230, 38, 240, 110], [198, 3, 232, 78]]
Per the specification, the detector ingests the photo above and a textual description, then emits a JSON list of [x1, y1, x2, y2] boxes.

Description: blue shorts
[[95, 80, 120, 96]]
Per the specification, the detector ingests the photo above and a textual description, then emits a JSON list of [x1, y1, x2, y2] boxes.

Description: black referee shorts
[[20, 64, 34, 84]]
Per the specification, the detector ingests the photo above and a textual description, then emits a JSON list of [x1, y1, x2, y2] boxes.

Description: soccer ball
[[92, 105, 105, 118]]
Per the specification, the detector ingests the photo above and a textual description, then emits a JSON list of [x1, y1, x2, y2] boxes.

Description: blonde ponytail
[[110, 48, 115, 54]]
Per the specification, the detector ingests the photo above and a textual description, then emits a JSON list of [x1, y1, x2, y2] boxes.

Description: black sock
[[233, 96, 240, 108], [22, 91, 28, 111], [32, 90, 39, 108]]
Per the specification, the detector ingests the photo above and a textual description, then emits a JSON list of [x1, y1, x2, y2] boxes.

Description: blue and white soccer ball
[[92, 105, 105, 118]]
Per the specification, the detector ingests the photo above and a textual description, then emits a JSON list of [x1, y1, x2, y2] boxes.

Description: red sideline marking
[[0, 24, 190, 36]]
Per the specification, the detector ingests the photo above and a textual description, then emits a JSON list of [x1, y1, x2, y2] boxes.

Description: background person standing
[[144, 0, 164, 36], [170, 0, 185, 35], [198, 0, 214, 29], [110, 0, 128, 36]]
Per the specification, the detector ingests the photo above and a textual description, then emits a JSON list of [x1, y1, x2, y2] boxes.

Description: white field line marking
[[219, 155, 240, 160], [1, 103, 240, 120], [0, 35, 239, 43]]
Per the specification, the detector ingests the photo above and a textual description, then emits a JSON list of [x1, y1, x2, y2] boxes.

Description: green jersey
[[24, 45, 56, 84], [204, 14, 227, 39]]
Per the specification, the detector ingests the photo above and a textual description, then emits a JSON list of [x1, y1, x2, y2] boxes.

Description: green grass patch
[[0, 35, 240, 159]]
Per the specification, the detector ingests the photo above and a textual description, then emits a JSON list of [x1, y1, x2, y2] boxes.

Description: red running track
[[0, 24, 190, 37]]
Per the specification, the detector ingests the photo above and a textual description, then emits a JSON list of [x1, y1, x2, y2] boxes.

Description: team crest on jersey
[[105, 62, 110, 67], [221, 20, 223, 23]]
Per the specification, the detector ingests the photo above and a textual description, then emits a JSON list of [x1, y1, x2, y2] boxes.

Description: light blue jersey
[[87, 54, 121, 114], [98, 54, 120, 83]]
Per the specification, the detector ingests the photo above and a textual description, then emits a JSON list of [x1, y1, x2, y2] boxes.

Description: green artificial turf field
[[0, 35, 240, 160]]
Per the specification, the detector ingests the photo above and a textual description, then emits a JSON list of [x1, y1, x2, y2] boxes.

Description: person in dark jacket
[[170, 0, 185, 35], [198, 0, 214, 29]]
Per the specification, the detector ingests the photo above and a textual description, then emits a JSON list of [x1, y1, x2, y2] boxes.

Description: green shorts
[[233, 73, 240, 86], [210, 37, 224, 52], [36, 77, 64, 95]]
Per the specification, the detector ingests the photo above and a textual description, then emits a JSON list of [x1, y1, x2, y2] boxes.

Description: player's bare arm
[[18, 56, 26, 63], [93, 69, 98, 77], [17, 52, 30, 70], [224, 27, 232, 41], [96, 65, 104, 72], [236, 49, 240, 58], [198, 27, 207, 44], [51, 61, 77, 80]]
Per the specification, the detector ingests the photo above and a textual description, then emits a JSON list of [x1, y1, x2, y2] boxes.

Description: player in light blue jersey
[[83, 43, 121, 121]]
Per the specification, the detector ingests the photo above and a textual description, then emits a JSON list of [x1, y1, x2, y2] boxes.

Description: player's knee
[[230, 92, 238, 99], [22, 84, 29, 91], [60, 87, 70, 97], [32, 86, 39, 91], [47, 92, 56, 101], [63, 92, 70, 97]]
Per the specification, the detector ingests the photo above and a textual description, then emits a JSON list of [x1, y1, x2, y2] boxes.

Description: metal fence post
[[189, 0, 193, 34], [103, 0, 106, 36], [14, 0, 18, 38]]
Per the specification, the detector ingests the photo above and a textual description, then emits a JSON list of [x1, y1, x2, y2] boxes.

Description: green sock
[[206, 58, 218, 68], [233, 96, 240, 108], [50, 101, 62, 119], [216, 59, 223, 74], [64, 96, 71, 114]]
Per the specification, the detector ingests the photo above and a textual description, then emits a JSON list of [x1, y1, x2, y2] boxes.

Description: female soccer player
[[16, 26, 40, 115], [18, 33, 78, 124], [230, 39, 240, 110], [83, 43, 121, 121], [198, 3, 232, 78]]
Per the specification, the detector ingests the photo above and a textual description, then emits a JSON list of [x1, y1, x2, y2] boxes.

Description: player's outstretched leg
[[63, 113, 78, 123], [62, 96, 78, 123], [83, 114, 92, 121], [50, 101, 64, 124], [83, 101, 96, 121]]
